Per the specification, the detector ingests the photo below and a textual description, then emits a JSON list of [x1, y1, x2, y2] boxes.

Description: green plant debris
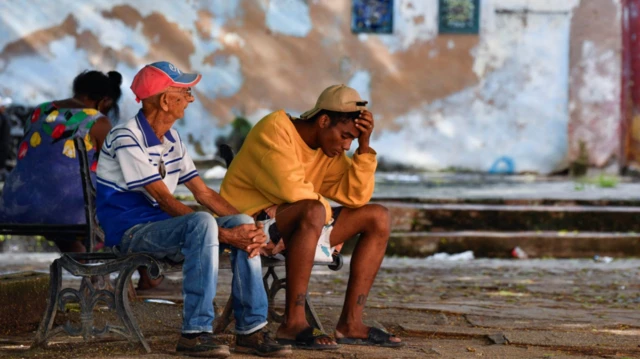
[[574, 174, 620, 190]]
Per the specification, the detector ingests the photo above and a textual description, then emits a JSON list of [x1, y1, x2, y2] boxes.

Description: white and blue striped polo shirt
[[96, 109, 199, 246]]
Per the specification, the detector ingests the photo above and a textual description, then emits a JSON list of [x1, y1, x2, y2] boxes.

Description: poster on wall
[[351, 0, 393, 34], [438, 0, 480, 34]]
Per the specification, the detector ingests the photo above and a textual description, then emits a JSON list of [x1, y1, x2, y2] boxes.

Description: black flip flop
[[276, 327, 338, 351], [336, 327, 405, 348]]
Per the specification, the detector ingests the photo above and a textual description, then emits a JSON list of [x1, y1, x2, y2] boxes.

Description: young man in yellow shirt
[[220, 85, 403, 350]]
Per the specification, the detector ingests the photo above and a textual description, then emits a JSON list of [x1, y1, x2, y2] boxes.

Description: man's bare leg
[[136, 267, 164, 290], [274, 200, 336, 346], [329, 204, 401, 343]]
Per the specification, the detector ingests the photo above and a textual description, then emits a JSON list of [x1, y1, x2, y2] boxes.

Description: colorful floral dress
[[0, 102, 103, 225]]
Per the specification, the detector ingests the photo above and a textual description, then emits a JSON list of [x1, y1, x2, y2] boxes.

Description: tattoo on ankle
[[295, 294, 305, 307], [356, 294, 367, 306]]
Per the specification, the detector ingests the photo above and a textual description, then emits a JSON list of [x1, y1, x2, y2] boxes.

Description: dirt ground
[[2, 257, 640, 358]]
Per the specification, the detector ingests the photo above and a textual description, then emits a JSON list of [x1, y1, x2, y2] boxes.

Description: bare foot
[[137, 268, 164, 291], [276, 324, 337, 346], [335, 323, 402, 344]]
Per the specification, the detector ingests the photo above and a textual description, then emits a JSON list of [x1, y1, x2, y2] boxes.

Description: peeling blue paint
[[265, 0, 312, 37]]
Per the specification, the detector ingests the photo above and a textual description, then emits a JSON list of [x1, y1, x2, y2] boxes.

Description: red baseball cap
[[131, 61, 202, 102]]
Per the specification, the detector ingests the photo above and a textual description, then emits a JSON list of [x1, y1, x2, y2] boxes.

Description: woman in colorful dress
[[0, 70, 122, 252]]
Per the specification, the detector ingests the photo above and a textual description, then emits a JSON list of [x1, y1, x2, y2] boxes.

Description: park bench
[[26, 139, 343, 353]]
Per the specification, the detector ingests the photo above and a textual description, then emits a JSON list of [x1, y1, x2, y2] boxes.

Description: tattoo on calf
[[295, 294, 306, 307], [357, 294, 367, 306]]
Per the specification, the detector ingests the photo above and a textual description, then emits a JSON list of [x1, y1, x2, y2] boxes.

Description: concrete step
[[383, 201, 640, 232], [187, 200, 640, 232], [375, 197, 640, 206], [387, 231, 640, 258]]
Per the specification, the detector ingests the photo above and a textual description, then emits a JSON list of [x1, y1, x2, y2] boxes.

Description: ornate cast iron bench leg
[[113, 260, 150, 352], [31, 253, 163, 353], [32, 259, 63, 348], [304, 292, 324, 333], [213, 294, 234, 334]]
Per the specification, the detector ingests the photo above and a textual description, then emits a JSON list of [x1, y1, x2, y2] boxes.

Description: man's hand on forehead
[[355, 110, 374, 154], [355, 110, 374, 131]]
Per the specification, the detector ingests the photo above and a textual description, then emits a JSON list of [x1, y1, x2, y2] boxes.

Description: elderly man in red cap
[[96, 62, 291, 358], [221, 85, 403, 350]]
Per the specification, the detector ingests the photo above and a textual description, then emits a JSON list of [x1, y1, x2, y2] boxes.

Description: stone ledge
[[388, 231, 640, 258]]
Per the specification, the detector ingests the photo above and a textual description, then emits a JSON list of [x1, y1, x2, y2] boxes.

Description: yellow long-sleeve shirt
[[220, 110, 377, 224]]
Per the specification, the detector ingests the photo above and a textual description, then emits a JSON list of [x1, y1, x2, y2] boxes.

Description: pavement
[[1, 255, 640, 358]]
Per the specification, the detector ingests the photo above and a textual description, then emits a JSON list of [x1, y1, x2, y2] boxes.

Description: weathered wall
[[568, 0, 622, 170], [0, 0, 623, 173]]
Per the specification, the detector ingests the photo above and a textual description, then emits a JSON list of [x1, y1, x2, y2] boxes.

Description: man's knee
[[189, 212, 219, 245], [364, 204, 391, 237], [296, 200, 326, 233], [190, 211, 217, 225], [233, 247, 262, 268], [233, 213, 255, 225]]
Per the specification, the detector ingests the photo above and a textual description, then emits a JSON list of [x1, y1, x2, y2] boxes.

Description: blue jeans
[[119, 212, 268, 334]]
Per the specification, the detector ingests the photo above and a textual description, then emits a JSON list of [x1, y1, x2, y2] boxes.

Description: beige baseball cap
[[299, 84, 368, 119]]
